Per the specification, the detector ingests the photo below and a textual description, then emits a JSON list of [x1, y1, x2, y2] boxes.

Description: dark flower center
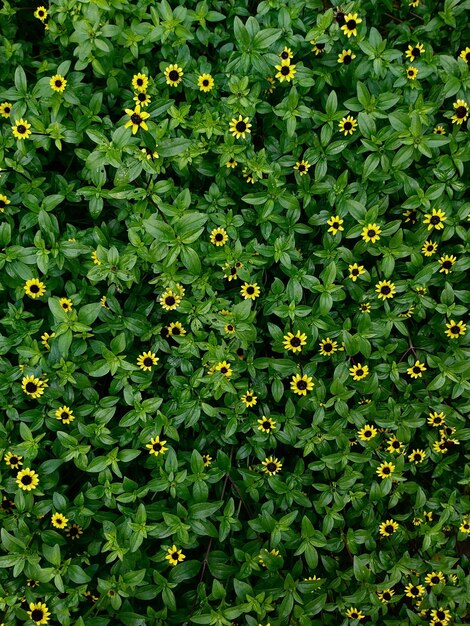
[[203, 79, 209, 86], [9, 456, 18, 464], [413, 453, 422, 460], [451, 325, 460, 334], [441, 260, 452, 269], [364, 430, 372, 437], [237, 348, 244, 357], [408, 70, 414, 76], [143, 357, 153, 366], [430, 215, 441, 224], [436, 611, 445, 619], [298, 164, 305, 171], [343, 54, 352, 64], [245, 395, 252, 402], [346, 19, 356, 29], [410, 587, 419, 595], [17, 125, 26, 133], [69, 527, 79, 536], [323, 343, 332, 352], [297, 380, 307, 390], [385, 525, 394, 533], [61, 411, 69, 419], [22, 475, 32, 484], [412, 47, 420, 57], [290, 337, 301, 347], [138, 93, 146, 101], [230, 267, 237, 275], [381, 286, 391, 294], [356, 369, 364, 376], [169, 70, 179, 81], [172, 327, 180, 335], [332, 222, 339, 228], [137, 78, 143, 85], [236, 121, 246, 132], [281, 51, 289, 59], [281, 66, 290, 75], [350, 613, 358, 619], [336, 11, 345, 24], [246, 286, 254, 294], [220, 367, 228, 374], [215, 233, 223, 240], [431, 576, 440, 584], [38, 10, 44, 16], [0, 200, 7, 208], [4, 106, 10, 112], [352, 269, 359, 275], [131, 113, 142, 124], [55, 79, 63, 87], [26, 382, 38, 393], [172, 552, 179, 559], [316, 43, 325, 50], [427, 245, 434, 251], [165, 296, 175, 306], [382, 467, 390, 475], [383, 592, 391, 600], [344, 121, 352, 130], [456, 106, 467, 118], [368, 229, 376, 237], [263, 421, 270, 429], [413, 367, 421, 374], [153, 443, 162, 451], [267, 462, 277, 472], [31, 609, 44, 621], [227, 325, 234, 331], [30, 284, 40, 292], [466, 52, 470, 61], [392, 441, 400, 448]]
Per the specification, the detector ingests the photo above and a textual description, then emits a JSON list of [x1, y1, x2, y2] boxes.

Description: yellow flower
[[4, 452, 23, 469], [137, 351, 159, 371], [434, 126, 446, 135], [257, 416, 276, 433], [55, 406, 75, 424], [22, 375, 47, 399], [124, 105, 150, 134], [0, 194, 10, 212], [407, 360, 427, 379], [359, 302, 371, 313], [214, 361, 232, 378], [159, 289, 181, 311], [406, 66, 418, 80], [445, 319, 466, 339], [16, 468, 40, 491], [318, 337, 338, 356], [361, 223, 381, 243], [132, 73, 149, 92], [165, 545, 185, 566], [459, 47, 470, 63], [459, 519, 470, 533], [430, 608, 451, 624], [12, 118, 32, 140], [134, 92, 151, 107], [100, 295, 108, 308], [376, 280, 396, 300], [404, 583, 425, 598], [67, 523, 83, 540], [0, 102, 12, 118], [377, 589, 395, 603], [275, 60, 296, 82], [290, 373, 314, 396], [146, 436, 168, 456], [349, 363, 369, 381], [348, 263, 365, 281], [229, 115, 252, 139], [34, 6, 48, 21], [59, 297, 73, 312], [262, 456, 282, 475], [166, 321, 186, 337], [340, 13, 362, 37], [421, 240, 438, 256], [345, 607, 365, 620], [451, 99, 469, 124], [376, 461, 395, 479], [357, 424, 377, 441], [210, 227, 228, 246], [408, 448, 426, 463], [91, 250, 101, 265], [224, 323, 235, 334], [280, 47, 293, 61], [379, 519, 399, 536], [283, 330, 307, 353], [241, 390, 257, 407], [293, 159, 310, 175], [311, 41, 326, 55], [164, 64, 184, 87], [240, 282, 260, 300], [49, 74, 67, 92], [198, 73, 214, 92], [438, 254, 456, 274], [427, 411, 445, 426], [387, 436, 404, 454], [226, 157, 238, 168], [423, 208, 446, 230], [425, 572, 445, 586], [338, 115, 357, 135], [338, 49, 357, 64], [405, 43, 425, 61], [202, 453, 212, 467], [27, 602, 50, 625], [40, 332, 55, 350], [24, 278, 46, 299], [327, 215, 344, 235], [258, 548, 279, 566], [51, 512, 69, 529]]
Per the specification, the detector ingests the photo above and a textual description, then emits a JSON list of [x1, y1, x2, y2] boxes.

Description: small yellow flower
[[137, 351, 159, 371], [376, 280, 396, 300], [40, 332, 55, 350], [438, 254, 456, 274], [425, 572, 445, 586], [434, 126, 446, 135], [459, 47, 470, 63], [27, 602, 50, 624], [224, 323, 235, 334], [280, 47, 293, 61], [423, 208, 446, 230], [49, 74, 67, 93], [421, 240, 438, 256], [160, 289, 181, 311], [345, 607, 365, 620], [229, 115, 252, 139], [451, 99, 469, 124], [290, 373, 314, 396], [459, 519, 470, 533], [4, 452, 23, 469], [241, 390, 257, 407], [407, 360, 427, 379], [164, 65, 184, 87], [34, 6, 48, 21], [361, 223, 381, 243], [405, 43, 425, 61], [377, 589, 395, 603], [134, 92, 151, 107], [376, 461, 395, 479], [348, 263, 365, 281], [340, 13, 362, 37], [165, 545, 186, 566], [59, 297, 73, 312], [262, 456, 282, 475], [357, 424, 377, 441], [202, 453, 212, 467], [67, 523, 83, 540], [327, 215, 344, 235], [445, 319, 466, 339], [55, 406, 75, 424], [22, 375, 47, 399], [12, 118, 32, 140], [349, 363, 369, 381], [379, 519, 399, 536], [240, 282, 260, 300], [146, 436, 168, 456], [51, 512, 69, 529], [91, 250, 101, 265], [275, 60, 296, 82], [214, 361, 232, 378], [406, 66, 419, 80], [16, 468, 40, 491], [428, 411, 445, 426], [293, 160, 310, 175], [0, 194, 10, 212], [0, 102, 12, 118], [24, 278, 46, 299], [124, 105, 150, 135], [166, 321, 186, 337], [198, 73, 214, 92], [132, 73, 149, 92], [387, 436, 404, 454], [359, 302, 371, 313], [338, 115, 357, 135], [404, 583, 425, 598], [408, 448, 426, 463], [257, 416, 276, 432], [311, 41, 326, 55], [226, 158, 238, 168], [337, 49, 357, 64], [283, 331, 307, 353], [318, 337, 338, 356], [210, 227, 228, 246]]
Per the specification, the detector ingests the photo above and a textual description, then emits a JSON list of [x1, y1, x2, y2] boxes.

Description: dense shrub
[[0, 0, 469, 624]]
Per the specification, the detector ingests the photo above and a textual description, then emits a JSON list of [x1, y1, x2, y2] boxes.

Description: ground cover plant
[[0, 0, 469, 624]]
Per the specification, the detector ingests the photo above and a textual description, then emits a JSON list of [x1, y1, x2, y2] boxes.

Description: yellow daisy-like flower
[[445, 319, 466, 339], [16, 468, 40, 491], [327, 215, 344, 235], [377, 589, 395, 603], [434, 126, 446, 135], [361, 223, 381, 243], [166, 321, 186, 337], [141, 147, 159, 160], [358, 424, 377, 441], [0, 194, 10, 212], [224, 323, 235, 334], [359, 302, 371, 313], [404, 583, 425, 598], [376, 280, 396, 300], [283, 330, 307, 353], [242, 167, 256, 183], [91, 250, 101, 265], [421, 240, 438, 256], [293, 160, 310, 175], [318, 337, 338, 356], [198, 73, 214, 92], [164, 64, 184, 87], [407, 360, 427, 378], [49, 74, 67, 93], [241, 390, 257, 407], [405, 42, 425, 61], [451, 99, 469, 124], [40, 332, 55, 350], [459, 47, 470, 63], [4, 452, 23, 469], [226, 157, 238, 168], [134, 92, 151, 107], [275, 60, 297, 82], [67, 523, 84, 540], [408, 448, 426, 463], [430, 608, 451, 624], [438, 254, 456, 274], [100, 295, 108, 308], [262, 456, 282, 475], [338, 115, 357, 135], [406, 66, 418, 80], [425, 572, 445, 586], [214, 360, 232, 378], [137, 351, 159, 371], [337, 49, 357, 64], [12, 118, 32, 140], [124, 105, 150, 135], [240, 282, 260, 300], [55, 405, 75, 424], [345, 607, 365, 620], [257, 416, 276, 433], [258, 548, 279, 566], [280, 47, 293, 61], [131, 73, 149, 92], [165, 545, 186, 566], [423, 208, 446, 230], [0, 101, 12, 118], [290, 373, 314, 396], [160, 289, 181, 311], [34, 6, 48, 21], [202, 453, 212, 467], [379, 519, 399, 536], [349, 363, 369, 381], [348, 263, 365, 281], [229, 115, 252, 139], [210, 227, 228, 246], [24, 278, 46, 299], [146, 436, 168, 456], [459, 519, 470, 533], [22, 375, 47, 399], [387, 436, 404, 454], [27, 602, 50, 625], [311, 41, 326, 55], [59, 297, 73, 312], [51, 512, 69, 529], [340, 13, 362, 37], [376, 461, 395, 479], [428, 411, 445, 426]]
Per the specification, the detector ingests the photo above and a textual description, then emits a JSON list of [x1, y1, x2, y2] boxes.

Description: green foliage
[[0, 0, 469, 624]]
